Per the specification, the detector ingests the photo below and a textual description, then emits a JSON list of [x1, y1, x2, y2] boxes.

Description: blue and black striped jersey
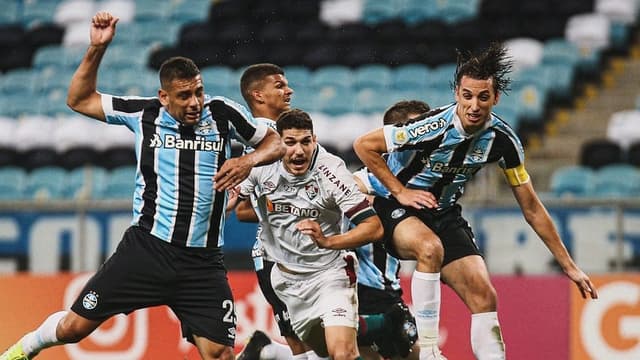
[[355, 241, 402, 292], [102, 93, 269, 249], [370, 103, 526, 209]]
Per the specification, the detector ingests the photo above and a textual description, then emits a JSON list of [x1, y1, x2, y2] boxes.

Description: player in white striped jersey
[[235, 109, 383, 360]]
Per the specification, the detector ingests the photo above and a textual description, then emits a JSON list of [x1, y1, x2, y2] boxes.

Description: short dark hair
[[383, 100, 430, 125], [276, 108, 313, 135], [453, 42, 513, 95], [159, 56, 200, 90], [240, 63, 285, 105]]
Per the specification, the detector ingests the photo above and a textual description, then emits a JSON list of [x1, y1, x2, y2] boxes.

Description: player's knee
[[329, 348, 359, 360], [468, 284, 498, 313], [414, 237, 444, 266], [56, 316, 91, 343]]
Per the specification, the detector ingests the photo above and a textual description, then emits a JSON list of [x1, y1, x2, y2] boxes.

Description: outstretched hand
[[567, 268, 598, 299], [90, 11, 119, 47]]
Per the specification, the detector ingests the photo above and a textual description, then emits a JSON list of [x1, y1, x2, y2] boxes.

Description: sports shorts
[[373, 196, 482, 266], [270, 252, 359, 341], [71, 226, 236, 346]]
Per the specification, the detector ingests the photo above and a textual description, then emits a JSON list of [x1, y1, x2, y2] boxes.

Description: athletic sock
[[357, 313, 386, 343], [410, 271, 441, 351], [471, 312, 505, 360], [21, 311, 67, 356], [260, 342, 295, 360]]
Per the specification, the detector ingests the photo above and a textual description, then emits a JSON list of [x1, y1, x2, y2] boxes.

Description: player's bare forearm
[[236, 198, 259, 222], [318, 216, 383, 250], [247, 128, 285, 167], [354, 130, 405, 197]]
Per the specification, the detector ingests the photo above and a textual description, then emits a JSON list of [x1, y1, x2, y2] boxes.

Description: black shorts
[[71, 226, 236, 346], [373, 196, 482, 266], [357, 283, 403, 315], [256, 260, 296, 338]]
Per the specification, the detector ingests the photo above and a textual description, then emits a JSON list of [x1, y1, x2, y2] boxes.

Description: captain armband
[[503, 163, 530, 186]]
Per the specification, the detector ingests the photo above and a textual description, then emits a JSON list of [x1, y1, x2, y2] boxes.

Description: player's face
[[281, 128, 317, 176], [454, 75, 500, 134], [259, 74, 293, 115], [159, 74, 205, 126]]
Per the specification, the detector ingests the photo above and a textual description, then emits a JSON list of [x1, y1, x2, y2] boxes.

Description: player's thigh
[[441, 255, 497, 312], [257, 260, 296, 338], [192, 335, 235, 360], [392, 216, 441, 261], [171, 258, 236, 347]]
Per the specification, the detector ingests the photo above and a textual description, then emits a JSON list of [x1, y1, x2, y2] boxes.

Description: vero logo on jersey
[[148, 134, 223, 151], [408, 118, 446, 138]]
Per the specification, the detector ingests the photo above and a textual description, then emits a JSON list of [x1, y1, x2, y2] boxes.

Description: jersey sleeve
[[493, 126, 530, 186], [209, 97, 268, 147], [383, 116, 449, 152], [101, 94, 155, 131], [321, 155, 376, 225]]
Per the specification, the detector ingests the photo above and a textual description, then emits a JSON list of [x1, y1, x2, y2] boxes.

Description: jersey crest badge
[[305, 183, 319, 199], [392, 128, 409, 146], [195, 119, 214, 135]]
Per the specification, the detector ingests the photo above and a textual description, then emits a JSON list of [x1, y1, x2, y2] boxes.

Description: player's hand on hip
[[396, 188, 437, 210], [90, 11, 119, 47]]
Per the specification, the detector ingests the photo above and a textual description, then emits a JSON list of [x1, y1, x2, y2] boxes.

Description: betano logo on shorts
[[265, 198, 320, 217], [148, 134, 223, 151]]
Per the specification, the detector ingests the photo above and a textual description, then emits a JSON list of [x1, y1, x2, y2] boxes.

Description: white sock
[[411, 271, 441, 352], [304, 350, 328, 360], [260, 342, 295, 360], [471, 312, 505, 360], [21, 311, 67, 356]]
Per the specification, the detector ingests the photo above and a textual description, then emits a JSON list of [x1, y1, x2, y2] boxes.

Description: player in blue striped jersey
[[0, 12, 284, 360], [354, 43, 597, 360]]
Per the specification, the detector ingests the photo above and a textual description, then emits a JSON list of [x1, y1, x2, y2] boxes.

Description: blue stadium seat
[[169, 0, 211, 24], [427, 63, 457, 91], [513, 84, 547, 124], [0, 166, 27, 200], [291, 90, 318, 112], [22, 0, 61, 26], [314, 87, 356, 116], [33, 45, 84, 70], [392, 63, 430, 91], [68, 166, 107, 199], [118, 20, 180, 47], [401, 0, 438, 24], [436, 0, 481, 24], [25, 166, 68, 200], [0, 69, 36, 95], [134, 0, 172, 21], [541, 38, 581, 67], [201, 65, 236, 91], [282, 66, 312, 89], [100, 165, 137, 200], [541, 63, 576, 101], [362, 0, 400, 25], [549, 165, 596, 198], [0, 0, 20, 25], [591, 164, 640, 198], [310, 65, 354, 90], [355, 88, 388, 114], [353, 64, 392, 90]]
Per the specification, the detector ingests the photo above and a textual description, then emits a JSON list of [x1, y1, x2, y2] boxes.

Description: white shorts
[[270, 252, 359, 341]]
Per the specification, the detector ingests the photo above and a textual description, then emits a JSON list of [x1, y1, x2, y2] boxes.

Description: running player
[[235, 109, 383, 360], [353, 43, 598, 360], [0, 12, 285, 360]]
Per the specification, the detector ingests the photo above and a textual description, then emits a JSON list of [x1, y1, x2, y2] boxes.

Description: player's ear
[[252, 89, 264, 104], [158, 88, 169, 106]]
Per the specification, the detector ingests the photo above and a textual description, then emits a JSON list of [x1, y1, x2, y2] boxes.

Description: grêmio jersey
[[367, 103, 528, 209], [239, 146, 376, 274], [101, 93, 269, 249]]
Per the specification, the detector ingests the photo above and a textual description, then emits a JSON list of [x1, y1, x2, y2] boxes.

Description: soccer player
[[235, 109, 383, 360], [353, 43, 598, 360], [0, 12, 285, 360]]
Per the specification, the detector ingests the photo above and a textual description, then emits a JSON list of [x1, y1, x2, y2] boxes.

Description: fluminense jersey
[[368, 103, 527, 209], [102, 93, 269, 249], [239, 146, 376, 274]]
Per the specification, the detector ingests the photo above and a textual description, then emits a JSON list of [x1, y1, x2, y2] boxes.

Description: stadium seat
[[437, 0, 481, 24], [169, 0, 211, 24], [427, 63, 457, 91], [59, 146, 101, 170], [541, 63, 576, 102], [595, 0, 639, 25], [355, 88, 388, 114], [22, 0, 61, 26], [606, 110, 640, 149], [134, 0, 172, 21], [99, 0, 135, 24], [401, 0, 438, 24], [504, 37, 544, 73], [362, 0, 399, 25], [627, 141, 640, 167], [0, 166, 27, 200], [0, 146, 19, 167], [101, 165, 137, 200], [353, 64, 392, 90], [201, 65, 236, 91], [98, 146, 136, 170], [67, 166, 107, 199], [25, 166, 68, 200], [310, 66, 354, 90], [580, 138, 625, 169], [282, 66, 312, 89], [549, 165, 596, 198], [392, 63, 430, 91], [54, 0, 94, 26], [591, 164, 640, 197], [0, 1, 20, 25], [291, 90, 318, 113], [314, 86, 356, 116], [0, 69, 36, 95]]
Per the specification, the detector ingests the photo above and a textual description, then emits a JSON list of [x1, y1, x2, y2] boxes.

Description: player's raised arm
[[67, 11, 119, 121]]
